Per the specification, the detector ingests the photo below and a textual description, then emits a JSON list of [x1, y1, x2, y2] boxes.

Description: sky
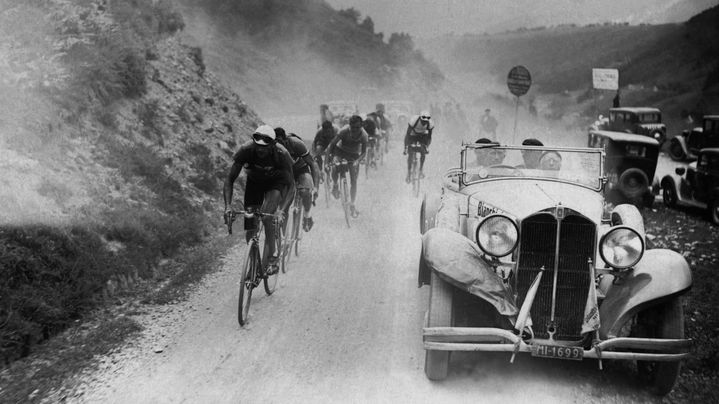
[[325, 0, 719, 38]]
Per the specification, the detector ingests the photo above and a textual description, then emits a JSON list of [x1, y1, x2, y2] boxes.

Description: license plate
[[531, 345, 584, 361]]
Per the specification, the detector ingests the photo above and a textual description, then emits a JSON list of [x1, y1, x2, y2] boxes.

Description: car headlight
[[475, 215, 519, 257], [599, 226, 644, 270]]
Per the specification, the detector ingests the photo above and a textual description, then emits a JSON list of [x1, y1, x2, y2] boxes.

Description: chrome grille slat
[[516, 213, 595, 340]]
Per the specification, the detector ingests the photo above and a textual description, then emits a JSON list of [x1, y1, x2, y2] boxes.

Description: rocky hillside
[[177, 0, 445, 115], [0, 0, 262, 364]]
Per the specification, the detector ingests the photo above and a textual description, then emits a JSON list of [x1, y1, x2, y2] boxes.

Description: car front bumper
[[423, 326, 691, 362]]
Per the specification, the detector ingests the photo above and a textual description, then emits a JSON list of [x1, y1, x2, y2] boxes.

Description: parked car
[[319, 101, 358, 128], [668, 115, 719, 161], [418, 142, 691, 395], [601, 107, 667, 144], [588, 130, 659, 207], [661, 148, 719, 225]]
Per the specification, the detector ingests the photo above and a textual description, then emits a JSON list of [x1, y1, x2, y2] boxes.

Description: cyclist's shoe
[[266, 255, 280, 275], [405, 172, 411, 183], [420, 170, 425, 179], [350, 204, 360, 218], [332, 185, 340, 199], [303, 216, 314, 232]]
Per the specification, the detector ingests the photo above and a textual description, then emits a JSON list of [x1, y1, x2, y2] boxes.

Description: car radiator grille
[[516, 213, 596, 340]]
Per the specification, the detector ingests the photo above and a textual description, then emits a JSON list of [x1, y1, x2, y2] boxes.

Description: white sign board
[[592, 68, 619, 90]]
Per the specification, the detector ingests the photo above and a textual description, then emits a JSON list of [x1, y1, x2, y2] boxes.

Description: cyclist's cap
[[522, 138, 543, 146], [376, 103, 384, 110], [349, 115, 363, 125], [420, 111, 431, 121], [321, 120, 333, 129], [253, 124, 276, 146], [274, 127, 286, 139]]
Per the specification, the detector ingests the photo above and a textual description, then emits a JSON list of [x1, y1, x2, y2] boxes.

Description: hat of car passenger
[[522, 138, 543, 146], [253, 124, 276, 146]]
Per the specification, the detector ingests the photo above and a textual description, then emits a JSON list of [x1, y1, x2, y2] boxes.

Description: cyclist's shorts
[[244, 177, 291, 211]]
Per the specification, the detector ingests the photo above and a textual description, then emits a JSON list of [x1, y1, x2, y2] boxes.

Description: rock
[[153, 346, 164, 353]]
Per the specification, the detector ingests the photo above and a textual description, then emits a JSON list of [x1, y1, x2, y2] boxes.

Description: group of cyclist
[[223, 103, 434, 273]]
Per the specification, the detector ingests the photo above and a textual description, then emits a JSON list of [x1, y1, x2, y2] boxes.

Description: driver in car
[[473, 138, 504, 167], [517, 138, 544, 169]]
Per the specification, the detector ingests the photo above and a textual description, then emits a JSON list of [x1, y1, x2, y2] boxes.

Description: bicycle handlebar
[[226, 209, 281, 235]]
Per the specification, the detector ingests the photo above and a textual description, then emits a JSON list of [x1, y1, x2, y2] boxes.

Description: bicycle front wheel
[[238, 244, 259, 326]]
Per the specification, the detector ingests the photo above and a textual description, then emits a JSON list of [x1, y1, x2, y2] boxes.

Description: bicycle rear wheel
[[341, 176, 351, 228], [238, 244, 259, 326], [294, 205, 303, 257], [413, 155, 421, 198]]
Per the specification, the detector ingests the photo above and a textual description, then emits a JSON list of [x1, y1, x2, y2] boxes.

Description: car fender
[[419, 194, 460, 287], [610, 204, 645, 241], [599, 249, 692, 339]]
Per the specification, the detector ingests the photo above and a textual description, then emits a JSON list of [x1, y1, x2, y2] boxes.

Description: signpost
[[507, 65, 532, 143], [591, 68, 619, 117]]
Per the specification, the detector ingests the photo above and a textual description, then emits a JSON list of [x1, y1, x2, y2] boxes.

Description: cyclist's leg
[[243, 179, 263, 243], [296, 171, 314, 231], [349, 159, 359, 205], [420, 149, 427, 173], [406, 151, 413, 182], [260, 188, 282, 268]]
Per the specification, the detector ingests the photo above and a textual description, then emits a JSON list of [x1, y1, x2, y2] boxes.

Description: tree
[[338, 8, 360, 24], [360, 16, 374, 33]]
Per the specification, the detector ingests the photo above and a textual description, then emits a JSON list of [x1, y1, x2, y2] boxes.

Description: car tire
[[424, 271, 453, 381], [661, 179, 678, 208], [634, 298, 684, 396], [709, 199, 719, 226], [668, 138, 686, 161], [618, 168, 649, 204]]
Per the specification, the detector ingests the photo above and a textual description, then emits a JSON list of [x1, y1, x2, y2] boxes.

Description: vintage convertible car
[[418, 143, 692, 395]]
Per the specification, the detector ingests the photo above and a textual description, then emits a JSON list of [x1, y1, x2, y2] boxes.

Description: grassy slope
[[424, 5, 719, 131]]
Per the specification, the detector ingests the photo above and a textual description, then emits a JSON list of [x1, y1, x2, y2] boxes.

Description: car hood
[[466, 180, 604, 222]]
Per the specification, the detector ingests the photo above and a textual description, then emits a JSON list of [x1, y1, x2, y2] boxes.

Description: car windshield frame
[[461, 144, 605, 191]]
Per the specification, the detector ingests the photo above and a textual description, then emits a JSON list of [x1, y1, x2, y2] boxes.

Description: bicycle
[[321, 159, 333, 208], [227, 208, 285, 326], [329, 158, 357, 228], [365, 138, 377, 179], [408, 142, 424, 198], [282, 187, 304, 263]]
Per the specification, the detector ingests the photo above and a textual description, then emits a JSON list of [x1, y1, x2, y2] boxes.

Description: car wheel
[[661, 179, 678, 208], [618, 168, 649, 205], [709, 199, 719, 226], [632, 298, 684, 396], [668, 138, 686, 161], [424, 271, 453, 380]]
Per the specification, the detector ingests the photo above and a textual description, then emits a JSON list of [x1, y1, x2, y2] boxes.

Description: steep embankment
[[423, 4, 719, 129], [177, 0, 445, 115], [0, 0, 262, 365]]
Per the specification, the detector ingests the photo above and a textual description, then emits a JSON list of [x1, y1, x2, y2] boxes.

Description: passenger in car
[[517, 138, 544, 169]]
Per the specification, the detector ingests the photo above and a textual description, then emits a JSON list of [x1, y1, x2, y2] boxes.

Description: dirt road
[[71, 133, 663, 404]]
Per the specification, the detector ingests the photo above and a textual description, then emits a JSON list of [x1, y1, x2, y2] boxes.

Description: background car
[[418, 143, 691, 396], [601, 107, 667, 144], [668, 115, 719, 161], [589, 130, 659, 207], [661, 148, 719, 225]]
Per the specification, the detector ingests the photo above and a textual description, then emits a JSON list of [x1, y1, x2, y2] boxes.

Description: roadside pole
[[507, 65, 531, 144]]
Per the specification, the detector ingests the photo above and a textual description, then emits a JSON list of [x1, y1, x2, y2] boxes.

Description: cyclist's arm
[[223, 160, 243, 211], [404, 124, 413, 147], [325, 132, 341, 157]]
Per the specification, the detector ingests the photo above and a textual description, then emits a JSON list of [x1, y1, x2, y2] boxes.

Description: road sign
[[592, 68, 619, 90], [507, 65, 532, 96]]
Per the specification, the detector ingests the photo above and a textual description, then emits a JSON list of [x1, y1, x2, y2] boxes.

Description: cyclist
[[363, 114, 380, 167], [404, 111, 434, 183], [375, 103, 392, 151], [313, 120, 337, 172], [326, 115, 368, 217], [223, 124, 295, 272], [274, 127, 320, 232]]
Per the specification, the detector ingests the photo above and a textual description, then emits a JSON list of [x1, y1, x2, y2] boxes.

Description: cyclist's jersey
[[279, 135, 310, 173], [233, 141, 294, 184], [328, 126, 368, 158], [375, 111, 392, 131], [362, 118, 377, 138], [313, 126, 337, 149], [405, 115, 434, 147]]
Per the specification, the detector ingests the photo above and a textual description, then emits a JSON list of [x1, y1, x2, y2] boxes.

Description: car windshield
[[462, 145, 604, 190]]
